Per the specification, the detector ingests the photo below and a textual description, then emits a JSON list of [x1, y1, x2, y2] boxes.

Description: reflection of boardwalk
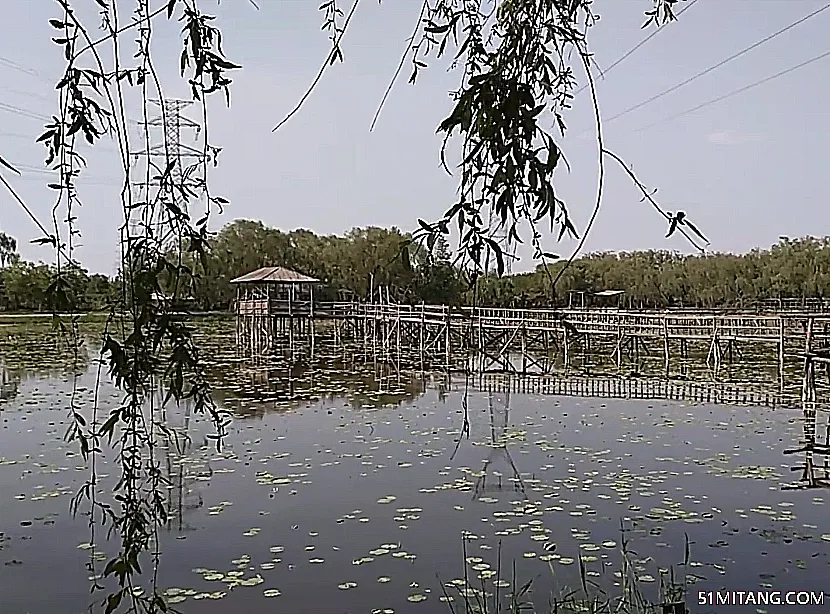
[[785, 320, 830, 489], [472, 390, 526, 500], [0, 362, 19, 404], [783, 411, 830, 489], [478, 373, 778, 407]]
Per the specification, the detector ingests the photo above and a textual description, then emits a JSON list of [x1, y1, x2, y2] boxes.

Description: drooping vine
[[36, 0, 239, 611], [405, 0, 703, 281]]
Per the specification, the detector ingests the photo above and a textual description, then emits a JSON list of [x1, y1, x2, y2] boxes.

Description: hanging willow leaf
[[0, 154, 19, 175]]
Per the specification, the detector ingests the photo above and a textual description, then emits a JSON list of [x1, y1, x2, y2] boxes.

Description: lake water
[[0, 317, 828, 614]]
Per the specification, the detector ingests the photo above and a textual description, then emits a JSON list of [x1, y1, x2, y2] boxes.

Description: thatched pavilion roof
[[230, 266, 319, 284]]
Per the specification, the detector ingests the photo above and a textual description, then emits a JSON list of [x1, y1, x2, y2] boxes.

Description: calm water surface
[[0, 318, 828, 614]]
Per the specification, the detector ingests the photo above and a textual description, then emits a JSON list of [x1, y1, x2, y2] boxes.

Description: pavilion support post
[[235, 285, 241, 351]]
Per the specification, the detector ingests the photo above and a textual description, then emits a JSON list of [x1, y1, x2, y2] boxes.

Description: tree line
[[0, 233, 113, 312], [1, 223, 829, 312]]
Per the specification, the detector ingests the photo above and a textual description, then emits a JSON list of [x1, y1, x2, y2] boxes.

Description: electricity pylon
[[130, 99, 208, 232]]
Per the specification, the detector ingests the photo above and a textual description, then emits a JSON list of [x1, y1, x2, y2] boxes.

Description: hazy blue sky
[[1, 0, 828, 274]]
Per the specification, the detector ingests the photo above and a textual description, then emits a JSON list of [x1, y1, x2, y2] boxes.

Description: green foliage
[[0, 260, 114, 312], [185, 226, 830, 311], [408, 0, 687, 277], [33, 1, 240, 613], [4, 228, 830, 314], [0, 232, 18, 267], [482, 237, 830, 309], [179, 220, 458, 307]]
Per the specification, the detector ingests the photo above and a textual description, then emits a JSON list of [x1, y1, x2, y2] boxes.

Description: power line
[[7, 162, 122, 183], [0, 102, 51, 122], [0, 57, 143, 126], [0, 131, 40, 140], [0, 86, 54, 104], [637, 48, 830, 131], [0, 55, 43, 79], [575, 0, 701, 96], [10, 176, 121, 187], [604, 1, 830, 125]]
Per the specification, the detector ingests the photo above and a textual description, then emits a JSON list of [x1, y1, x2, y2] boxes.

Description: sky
[[1, 0, 828, 275]]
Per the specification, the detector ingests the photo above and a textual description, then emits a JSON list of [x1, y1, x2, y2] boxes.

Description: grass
[[442, 523, 690, 614]]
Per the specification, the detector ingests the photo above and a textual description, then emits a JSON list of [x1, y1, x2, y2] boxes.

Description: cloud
[[706, 130, 764, 145]]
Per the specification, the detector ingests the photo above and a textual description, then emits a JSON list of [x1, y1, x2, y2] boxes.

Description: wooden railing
[[235, 299, 830, 342]]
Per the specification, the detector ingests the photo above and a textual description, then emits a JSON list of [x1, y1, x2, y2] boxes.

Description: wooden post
[[583, 332, 591, 375], [235, 285, 241, 350], [706, 319, 720, 378], [802, 317, 816, 486], [634, 336, 640, 370], [309, 284, 315, 358], [266, 282, 273, 353], [521, 324, 527, 375], [778, 316, 785, 394], [478, 311, 484, 373], [419, 303, 425, 368], [663, 317, 670, 378], [288, 282, 294, 357], [372, 302, 377, 356], [445, 307, 451, 371], [562, 326, 569, 372], [396, 303, 401, 359]]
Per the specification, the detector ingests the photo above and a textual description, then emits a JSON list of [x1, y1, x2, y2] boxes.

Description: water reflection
[[157, 393, 205, 532], [209, 349, 433, 416], [3, 350, 830, 614], [473, 389, 527, 500], [6, 316, 830, 614], [784, 409, 830, 489], [0, 318, 94, 377], [0, 360, 20, 404]]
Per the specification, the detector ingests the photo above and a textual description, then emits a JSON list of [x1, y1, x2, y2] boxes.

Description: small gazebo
[[567, 289, 625, 310], [231, 266, 320, 317]]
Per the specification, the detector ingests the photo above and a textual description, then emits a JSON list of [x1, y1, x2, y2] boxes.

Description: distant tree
[[0, 232, 18, 268]]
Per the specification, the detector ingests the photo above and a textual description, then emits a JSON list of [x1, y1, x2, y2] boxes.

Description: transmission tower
[[131, 99, 208, 228]]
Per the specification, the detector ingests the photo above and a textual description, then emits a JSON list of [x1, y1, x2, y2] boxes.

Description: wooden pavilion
[[231, 266, 320, 317], [231, 266, 321, 353], [567, 289, 625, 309]]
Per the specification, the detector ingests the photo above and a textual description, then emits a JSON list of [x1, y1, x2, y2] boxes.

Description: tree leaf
[[0, 154, 20, 175]]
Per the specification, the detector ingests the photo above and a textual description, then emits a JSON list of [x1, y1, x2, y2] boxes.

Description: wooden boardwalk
[[236, 299, 830, 488], [236, 300, 830, 401]]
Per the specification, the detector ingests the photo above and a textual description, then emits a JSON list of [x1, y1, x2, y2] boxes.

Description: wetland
[[0, 316, 828, 614]]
